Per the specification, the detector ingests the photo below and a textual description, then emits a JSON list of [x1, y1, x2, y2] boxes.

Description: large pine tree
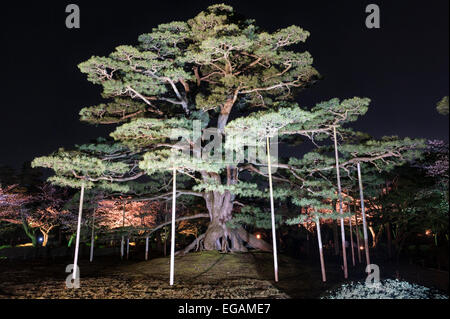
[[32, 4, 423, 254]]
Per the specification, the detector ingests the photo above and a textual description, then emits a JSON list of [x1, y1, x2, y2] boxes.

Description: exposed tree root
[[236, 226, 272, 252], [145, 214, 209, 236], [175, 226, 272, 256], [175, 233, 206, 256]]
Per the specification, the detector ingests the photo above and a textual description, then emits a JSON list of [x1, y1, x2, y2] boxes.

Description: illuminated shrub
[[321, 279, 448, 299]]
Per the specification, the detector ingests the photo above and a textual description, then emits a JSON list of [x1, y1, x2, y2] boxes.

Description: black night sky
[[1, 0, 448, 169]]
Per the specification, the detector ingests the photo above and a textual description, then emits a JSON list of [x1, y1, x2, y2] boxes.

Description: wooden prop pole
[[126, 237, 130, 260], [349, 212, 355, 267], [89, 210, 95, 263], [315, 217, 326, 282], [169, 168, 176, 286], [357, 162, 371, 266], [145, 236, 149, 261], [355, 211, 362, 263], [121, 200, 125, 260], [333, 126, 348, 279], [73, 181, 85, 280], [266, 136, 279, 282]]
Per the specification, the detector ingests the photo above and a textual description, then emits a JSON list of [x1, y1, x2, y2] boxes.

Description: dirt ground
[[0, 251, 447, 299], [0, 251, 342, 299]]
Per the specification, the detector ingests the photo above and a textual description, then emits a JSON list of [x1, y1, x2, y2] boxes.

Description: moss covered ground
[[0, 251, 339, 299]]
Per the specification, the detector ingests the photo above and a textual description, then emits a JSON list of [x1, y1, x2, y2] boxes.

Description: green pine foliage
[[32, 4, 426, 236]]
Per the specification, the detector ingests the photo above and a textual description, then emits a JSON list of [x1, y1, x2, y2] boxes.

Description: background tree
[[33, 4, 317, 252], [0, 184, 36, 246], [0, 183, 72, 247], [436, 96, 449, 116]]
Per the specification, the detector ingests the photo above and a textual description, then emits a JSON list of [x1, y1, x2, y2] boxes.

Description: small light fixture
[[425, 230, 432, 236], [256, 234, 261, 240], [359, 246, 364, 250]]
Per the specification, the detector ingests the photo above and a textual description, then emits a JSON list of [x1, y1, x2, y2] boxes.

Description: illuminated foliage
[[31, 4, 425, 253]]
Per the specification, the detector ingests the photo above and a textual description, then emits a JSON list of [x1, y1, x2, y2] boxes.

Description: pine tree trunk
[[202, 190, 271, 252], [42, 231, 49, 247], [21, 218, 37, 247], [374, 225, 384, 248], [369, 226, 377, 248], [203, 189, 233, 250], [178, 167, 272, 254]]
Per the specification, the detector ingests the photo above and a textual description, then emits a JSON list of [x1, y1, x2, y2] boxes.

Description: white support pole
[[315, 216, 326, 282], [333, 126, 348, 279], [126, 237, 130, 260], [355, 212, 362, 263], [145, 236, 149, 261], [120, 236, 124, 259], [266, 136, 279, 282], [121, 200, 125, 260], [357, 162, 371, 266], [89, 210, 95, 263], [349, 213, 355, 267], [73, 181, 85, 280], [169, 168, 177, 286]]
